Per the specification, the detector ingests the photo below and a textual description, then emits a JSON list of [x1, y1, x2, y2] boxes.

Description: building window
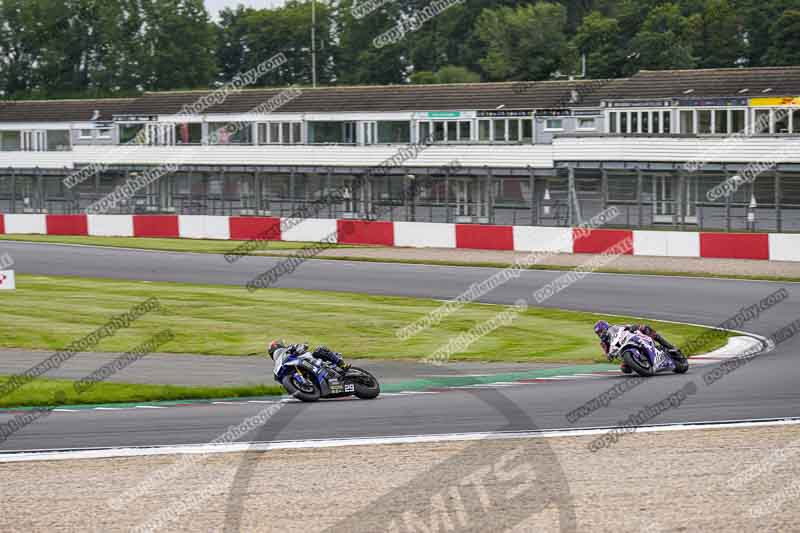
[[753, 109, 771, 134], [732, 110, 746, 133], [620, 113, 628, 133], [447, 121, 458, 142], [308, 121, 356, 144], [208, 122, 253, 144], [508, 120, 520, 141], [578, 117, 597, 130], [776, 109, 791, 134], [259, 122, 303, 144], [459, 121, 471, 141], [119, 124, 145, 144], [79, 129, 94, 139], [420, 122, 432, 142], [698, 110, 712, 134], [713, 110, 728, 134], [522, 120, 533, 142], [608, 112, 618, 134], [433, 121, 446, 142], [652, 113, 660, 133], [0, 131, 21, 151], [493, 119, 506, 139], [46, 130, 71, 151], [174, 123, 202, 145], [98, 128, 112, 139], [663, 111, 672, 133], [544, 119, 563, 131], [792, 109, 800, 134], [680, 110, 693, 134], [631, 112, 639, 133], [478, 120, 491, 141]]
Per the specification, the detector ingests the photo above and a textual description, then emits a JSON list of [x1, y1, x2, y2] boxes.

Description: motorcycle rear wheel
[[282, 372, 321, 402], [622, 348, 656, 377], [347, 367, 381, 400]]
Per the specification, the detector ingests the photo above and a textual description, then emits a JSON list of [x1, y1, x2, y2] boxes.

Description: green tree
[[216, 0, 337, 86], [34, 0, 145, 97], [216, 6, 251, 83], [763, 9, 800, 66], [475, 2, 570, 81], [570, 11, 626, 78], [333, 0, 407, 85], [686, 0, 745, 68], [0, 0, 49, 96], [732, 0, 793, 66], [435, 65, 481, 84], [138, 0, 217, 91], [409, 71, 438, 85], [410, 65, 481, 84], [628, 3, 696, 71]]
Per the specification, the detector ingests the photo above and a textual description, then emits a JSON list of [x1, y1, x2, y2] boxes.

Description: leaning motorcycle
[[273, 347, 381, 402], [607, 329, 689, 377]]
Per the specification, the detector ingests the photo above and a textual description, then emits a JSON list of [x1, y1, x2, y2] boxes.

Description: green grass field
[[0, 376, 282, 408], [0, 234, 358, 254], [0, 275, 731, 364]]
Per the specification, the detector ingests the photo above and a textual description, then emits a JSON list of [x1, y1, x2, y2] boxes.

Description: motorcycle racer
[[268, 340, 351, 372], [593, 321, 685, 374]]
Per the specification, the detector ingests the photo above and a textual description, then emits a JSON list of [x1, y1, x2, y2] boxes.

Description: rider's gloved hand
[[337, 359, 351, 371]]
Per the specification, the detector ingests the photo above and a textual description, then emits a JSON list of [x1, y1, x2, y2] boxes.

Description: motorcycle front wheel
[[346, 367, 381, 400], [622, 348, 656, 377], [282, 371, 321, 402], [672, 352, 690, 374]]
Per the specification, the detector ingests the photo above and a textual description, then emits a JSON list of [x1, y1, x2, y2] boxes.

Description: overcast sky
[[204, 0, 286, 17]]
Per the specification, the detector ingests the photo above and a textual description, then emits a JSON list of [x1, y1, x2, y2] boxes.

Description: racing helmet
[[594, 320, 610, 338], [268, 339, 286, 359]]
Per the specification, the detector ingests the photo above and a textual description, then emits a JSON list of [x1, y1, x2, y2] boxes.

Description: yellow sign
[[750, 96, 800, 107]]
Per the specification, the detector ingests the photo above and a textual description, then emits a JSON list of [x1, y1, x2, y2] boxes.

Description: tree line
[[1, 0, 798, 99]]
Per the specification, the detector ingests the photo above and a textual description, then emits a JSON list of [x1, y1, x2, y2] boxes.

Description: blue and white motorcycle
[[273, 346, 381, 402], [607, 328, 689, 377]]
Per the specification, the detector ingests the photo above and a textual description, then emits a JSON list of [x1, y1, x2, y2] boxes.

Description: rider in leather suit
[[268, 340, 350, 371], [594, 321, 682, 373]]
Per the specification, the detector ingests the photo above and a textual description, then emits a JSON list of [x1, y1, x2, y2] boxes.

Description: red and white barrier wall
[[0, 213, 798, 262]]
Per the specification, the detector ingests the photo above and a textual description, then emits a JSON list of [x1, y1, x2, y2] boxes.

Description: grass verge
[[0, 375, 282, 408], [1, 275, 731, 364], [295, 255, 800, 283], [0, 234, 358, 253]]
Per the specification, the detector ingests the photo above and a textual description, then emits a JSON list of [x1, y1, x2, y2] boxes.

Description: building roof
[[121, 79, 615, 116], [2, 66, 800, 123], [596, 66, 800, 101], [0, 98, 136, 123]]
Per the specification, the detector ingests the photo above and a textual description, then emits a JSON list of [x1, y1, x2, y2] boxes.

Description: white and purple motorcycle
[[607, 328, 689, 377]]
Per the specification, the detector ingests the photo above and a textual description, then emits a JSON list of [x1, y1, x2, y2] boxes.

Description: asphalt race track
[[2, 240, 799, 452]]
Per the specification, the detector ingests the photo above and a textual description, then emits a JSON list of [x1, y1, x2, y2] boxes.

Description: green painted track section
[[0, 364, 616, 412]]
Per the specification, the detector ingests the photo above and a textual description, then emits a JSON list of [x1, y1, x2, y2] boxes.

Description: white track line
[[2, 418, 798, 463]]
